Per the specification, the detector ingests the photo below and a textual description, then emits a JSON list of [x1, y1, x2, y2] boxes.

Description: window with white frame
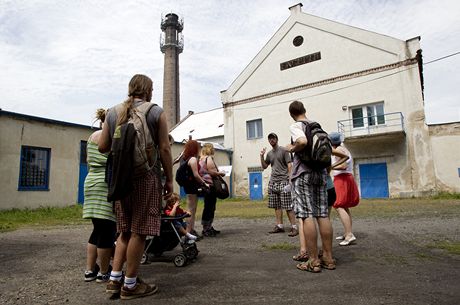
[[18, 146, 51, 191], [351, 103, 385, 128], [246, 119, 263, 140]]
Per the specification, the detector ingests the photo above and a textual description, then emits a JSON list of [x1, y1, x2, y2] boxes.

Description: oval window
[[293, 35, 304, 47]]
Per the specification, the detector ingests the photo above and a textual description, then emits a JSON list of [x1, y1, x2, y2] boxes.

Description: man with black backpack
[[286, 101, 335, 273], [99, 74, 173, 299]]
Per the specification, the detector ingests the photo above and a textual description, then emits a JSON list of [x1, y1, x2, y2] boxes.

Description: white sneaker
[[339, 235, 356, 246], [335, 235, 345, 240], [186, 233, 197, 240]]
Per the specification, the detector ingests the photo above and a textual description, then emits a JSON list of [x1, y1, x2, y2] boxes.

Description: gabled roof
[[0, 109, 94, 130], [170, 107, 224, 143], [221, 3, 418, 102]]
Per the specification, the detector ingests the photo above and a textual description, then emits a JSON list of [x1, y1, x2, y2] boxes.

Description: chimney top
[[289, 3, 303, 14]]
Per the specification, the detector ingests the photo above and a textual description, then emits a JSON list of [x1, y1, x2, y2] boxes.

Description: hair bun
[[95, 108, 106, 122]]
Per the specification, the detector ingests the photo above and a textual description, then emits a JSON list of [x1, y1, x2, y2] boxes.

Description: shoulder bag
[[210, 157, 229, 199]]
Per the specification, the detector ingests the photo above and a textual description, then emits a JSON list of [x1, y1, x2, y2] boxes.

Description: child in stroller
[[142, 193, 199, 267]]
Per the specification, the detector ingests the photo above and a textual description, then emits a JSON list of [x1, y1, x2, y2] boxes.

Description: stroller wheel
[[173, 253, 187, 267], [140, 253, 148, 264], [185, 245, 199, 259]]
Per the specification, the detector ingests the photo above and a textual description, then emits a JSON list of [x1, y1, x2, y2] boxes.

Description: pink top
[[199, 157, 213, 184]]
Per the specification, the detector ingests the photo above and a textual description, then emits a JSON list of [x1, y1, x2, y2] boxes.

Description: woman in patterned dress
[[83, 109, 116, 283]]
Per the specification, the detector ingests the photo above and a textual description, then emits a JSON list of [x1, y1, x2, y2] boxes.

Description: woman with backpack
[[329, 132, 360, 246], [199, 143, 226, 237], [179, 140, 210, 237]]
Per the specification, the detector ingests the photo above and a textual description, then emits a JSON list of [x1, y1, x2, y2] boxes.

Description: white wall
[[222, 8, 436, 198]]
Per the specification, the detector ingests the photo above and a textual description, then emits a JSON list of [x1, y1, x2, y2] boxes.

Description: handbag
[[209, 157, 229, 199], [212, 175, 229, 199]]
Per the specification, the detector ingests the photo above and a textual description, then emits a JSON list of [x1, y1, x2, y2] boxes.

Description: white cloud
[[0, 0, 459, 125]]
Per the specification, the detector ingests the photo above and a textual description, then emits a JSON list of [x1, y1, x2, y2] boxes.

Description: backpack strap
[[300, 120, 314, 159], [137, 103, 159, 144]]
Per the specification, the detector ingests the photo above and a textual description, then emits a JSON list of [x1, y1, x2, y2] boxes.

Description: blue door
[[77, 141, 88, 204], [249, 172, 263, 200], [359, 163, 389, 198]]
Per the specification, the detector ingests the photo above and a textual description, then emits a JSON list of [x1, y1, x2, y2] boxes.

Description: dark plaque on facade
[[280, 52, 321, 71]]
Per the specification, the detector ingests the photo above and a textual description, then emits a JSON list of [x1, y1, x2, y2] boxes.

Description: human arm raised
[[260, 147, 269, 169]]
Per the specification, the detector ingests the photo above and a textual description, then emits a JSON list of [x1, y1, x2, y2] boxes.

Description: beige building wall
[[429, 123, 460, 193], [0, 114, 94, 210], [222, 4, 437, 198]]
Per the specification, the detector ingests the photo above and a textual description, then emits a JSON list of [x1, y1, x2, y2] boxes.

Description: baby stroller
[[141, 214, 199, 267]]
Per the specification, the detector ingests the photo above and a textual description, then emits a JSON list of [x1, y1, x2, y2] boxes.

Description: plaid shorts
[[292, 171, 328, 218], [115, 170, 162, 236], [268, 180, 293, 210]]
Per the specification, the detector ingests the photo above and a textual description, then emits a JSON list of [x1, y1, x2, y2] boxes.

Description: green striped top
[[82, 140, 115, 222]]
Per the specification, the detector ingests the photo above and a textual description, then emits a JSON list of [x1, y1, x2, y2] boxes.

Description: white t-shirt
[[290, 122, 307, 143]]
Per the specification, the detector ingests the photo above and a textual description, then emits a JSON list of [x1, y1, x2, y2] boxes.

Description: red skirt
[[333, 173, 360, 209]]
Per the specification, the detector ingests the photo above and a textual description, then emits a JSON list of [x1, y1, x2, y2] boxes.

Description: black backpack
[[106, 123, 136, 202], [175, 158, 194, 187], [296, 121, 332, 171]]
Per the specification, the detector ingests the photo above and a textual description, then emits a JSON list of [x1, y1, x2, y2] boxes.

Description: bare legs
[[317, 217, 333, 261], [86, 243, 113, 274], [186, 194, 198, 233], [86, 243, 97, 271], [298, 220, 307, 254], [111, 233, 128, 276], [275, 209, 297, 227], [112, 232, 146, 278], [286, 210, 296, 226], [335, 207, 353, 239], [98, 248, 113, 274], [303, 218, 318, 259], [274, 208, 283, 225], [298, 217, 333, 262]]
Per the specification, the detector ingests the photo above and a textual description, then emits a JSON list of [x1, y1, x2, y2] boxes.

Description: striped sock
[[124, 276, 137, 289], [109, 271, 122, 282]]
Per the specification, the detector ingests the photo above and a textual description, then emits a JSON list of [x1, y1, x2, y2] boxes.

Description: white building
[[170, 108, 224, 145], [221, 3, 459, 199]]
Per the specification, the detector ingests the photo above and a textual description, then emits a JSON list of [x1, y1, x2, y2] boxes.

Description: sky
[[1, 0, 459, 126]]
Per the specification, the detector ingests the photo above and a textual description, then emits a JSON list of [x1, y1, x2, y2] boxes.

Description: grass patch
[[381, 254, 408, 265], [414, 252, 435, 261], [212, 199, 272, 218], [261, 242, 297, 251], [0, 205, 86, 232], [430, 192, 460, 200], [428, 240, 460, 255], [1, 197, 460, 233], [348, 198, 460, 219]]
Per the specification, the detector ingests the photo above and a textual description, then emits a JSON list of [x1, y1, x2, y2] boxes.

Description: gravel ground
[[0, 212, 459, 305]]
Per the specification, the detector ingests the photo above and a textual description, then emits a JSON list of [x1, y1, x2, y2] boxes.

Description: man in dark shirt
[[260, 132, 298, 237]]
